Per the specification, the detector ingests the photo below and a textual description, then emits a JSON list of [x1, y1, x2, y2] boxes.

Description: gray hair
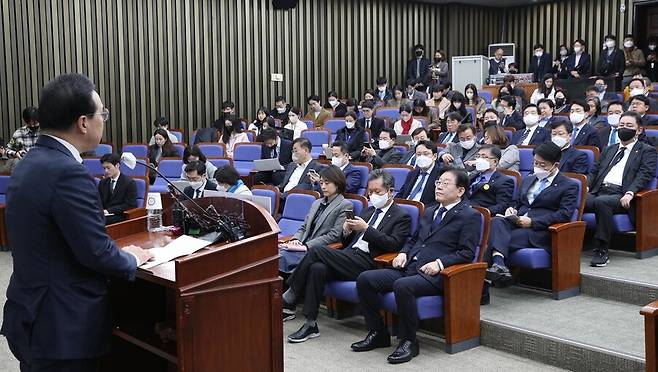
[[368, 168, 395, 190]]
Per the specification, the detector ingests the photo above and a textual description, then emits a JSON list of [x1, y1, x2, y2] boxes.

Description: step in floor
[[481, 286, 645, 371]]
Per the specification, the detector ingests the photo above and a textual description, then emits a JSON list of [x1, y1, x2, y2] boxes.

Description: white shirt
[[352, 202, 393, 253], [193, 180, 207, 198], [521, 125, 539, 145], [572, 122, 586, 141], [574, 53, 582, 68], [409, 163, 435, 201], [43, 134, 83, 163], [110, 174, 120, 191], [284, 158, 312, 192], [285, 121, 307, 139], [527, 171, 558, 205], [603, 141, 636, 187], [429, 200, 461, 270]]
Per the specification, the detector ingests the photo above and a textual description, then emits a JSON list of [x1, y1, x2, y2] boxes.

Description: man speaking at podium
[[1, 74, 153, 371]]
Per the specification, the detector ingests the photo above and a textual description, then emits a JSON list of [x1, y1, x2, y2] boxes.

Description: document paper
[[141, 235, 213, 269]]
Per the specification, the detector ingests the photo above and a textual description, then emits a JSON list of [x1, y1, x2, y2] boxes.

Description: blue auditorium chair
[[232, 143, 262, 176], [83, 158, 105, 177], [518, 147, 535, 178], [121, 143, 149, 158], [381, 164, 414, 193], [375, 107, 400, 122], [94, 143, 113, 156], [301, 129, 331, 159], [197, 143, 226, 158], [351, 162, 372, 196], [277, 190, 320, 238], [252, 185, 280, 217], [151, 158, 183, 193]]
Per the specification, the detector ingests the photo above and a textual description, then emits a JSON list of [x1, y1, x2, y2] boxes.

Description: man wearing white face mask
[[440, 124, 481, 172], [271, 95, 292, 125], [597, 101, 624, 149], [626, 78, 658, 113], [360, 128, 403, 169], [375, 76, 393, 102], [550, 121, 590, 174], [397, 140, 442, 205], [183, 161, 218, 199], [569, 100, 601, 147], [529, 43, 553, 83], [468, 145, 514, 216], [312, 141, 360, 194], [511, 104, 550, 146]]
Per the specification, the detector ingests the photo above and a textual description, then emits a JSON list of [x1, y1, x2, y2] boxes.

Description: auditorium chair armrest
[[641, 301, 658, 317], [548, 221, 586, 234], [635, 189, 658, 254], [124, 208, 147, 220], [374, 252, 398, 266], [440, 262, 487, 347], [548, 221, 586, 296], [328, 243, 343, 250]]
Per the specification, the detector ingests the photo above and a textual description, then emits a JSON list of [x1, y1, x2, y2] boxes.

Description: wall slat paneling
[[9, 0, 632, 149]]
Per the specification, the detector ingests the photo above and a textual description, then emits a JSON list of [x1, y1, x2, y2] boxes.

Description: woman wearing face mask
[[530, 74, 556, 105], [563, 39, 591, 79], [387, 85, 410, 108], [181, 145, 218, 180], [553, 44, 570, 78], [412, 98, 441, 130], [429, 49, 449, 86], [283, 107, 307, 140], [249, 107, 275, 138], [218, 116, 249, 159], [464, 84, 487, 121], [147, 128, 180, 185], [446, 92, 473, 125], [324, 90, 348, 118], [393, 104, 422, 135], [553, 89, 570, 114], [335, 111, 366, 159], [645, 37, 658, 82], [491, 85, 513, 114], [483, 126, 519, 171], [213, 165, 252, 195]]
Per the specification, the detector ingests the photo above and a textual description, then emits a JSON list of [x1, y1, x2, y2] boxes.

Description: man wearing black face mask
[[405, 43, 431, 88], [6, 106, 41, 159], [585, 111, 657, 267]]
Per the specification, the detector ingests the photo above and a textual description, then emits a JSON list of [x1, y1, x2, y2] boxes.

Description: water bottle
[[147, 209, 163, 232]]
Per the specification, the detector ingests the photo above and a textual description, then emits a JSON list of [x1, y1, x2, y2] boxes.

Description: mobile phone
[[308, 169, 319, 177], [346, 210, 355, 220], [363, 142, 372, 148]]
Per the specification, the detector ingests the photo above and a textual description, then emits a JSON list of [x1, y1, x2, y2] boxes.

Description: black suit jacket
[[183, 180, 218, 199], [260, 138, 293, 167], [489, 58, 507, 75], [398, 150, 417, 166], [401, 200, 481, 289], [406, 57, 432, 85], [363, 147, 403, 168], [193, 127, 219, 144], [559, 146, 590, 174], [529, 53, 553, 82], [1, 135, 136, 360], [357, 117, 385, 142], [501, 111, 524, 131], [336, 127, 366, 159], [564, 53, 591, 78], [397, 163, 442, 206], [277, 160, 323, 193], [514, 172, 579, 249], [511, 125, 550, 146], [587, 141, 657, 195], [597, 48, 626, 77], [572, 123, 600, 147], [468, 171, 514, 216], [98, 173, 137, 224], [342, 203, 412, 259], [438, 131, 460, 144]]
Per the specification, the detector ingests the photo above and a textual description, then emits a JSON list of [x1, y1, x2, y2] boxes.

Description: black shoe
[[387, 339, 419, 364], [287, 323, 320, 343], [282, 302, 296, 322], [590, 248, 609, 267], [486, 263, 513, 287], [351, 330, 391, 352], [480, 293, 490, 305]]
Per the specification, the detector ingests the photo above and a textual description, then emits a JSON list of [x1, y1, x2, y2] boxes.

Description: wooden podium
[[104, 196, 283, 372]]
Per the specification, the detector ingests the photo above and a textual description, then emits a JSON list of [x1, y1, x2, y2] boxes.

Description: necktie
[[532, 178, 550, 200], [609, 128, 618, 146], [409, 172, 428, 200], [416, 59, 421, 78], [442, 132, 453, 144], [195, 188, 202, 198], [272, 147, 278, 158], [605, 147, 627, 173], [349, 208, 382, 249], [432, 206, 448, 230], [571, 126, 580, 144], [110, 179, 115, 194], [470, 175, 486, 193], [408, 155, 416, 166], [366, 119, 371, 129], [518, 129, 531, 144]]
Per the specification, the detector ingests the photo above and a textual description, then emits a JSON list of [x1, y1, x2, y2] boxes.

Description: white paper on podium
[[141, 235, 212, 269]]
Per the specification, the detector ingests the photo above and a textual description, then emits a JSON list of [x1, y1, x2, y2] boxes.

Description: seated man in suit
[[397, 140, 441, 206], [585, 111, 658, 267], [283, 169, 412, 342], [485, 143, 579, 289], [440, 124, 480, 172], [98, 153, 137, 225], [404, 79, 428, 101], [549, 121, 590, 174], [359, 128, 403, 168], [304, 94, 333, 128], [438, 112, 462, 144], [511, 104, 551, 146], [537, 98, 566, 128], [335, 111, 366, 159], [310, 141, 360, 194], [358, 100, 386, 144], [398, 127, 430, 166], [277, 137, 322, 195], [489, 48, 507, 75], [500, 95, 524, 131], [255, 127, 293, 185], [375, 76, 393, 102], [590, 77, 620, 113], [569, 99, 601, 147], [468, 145, 514, 216], [597, 101, 624, 148], [271, 95, 292, 126], [628, 94, 658, 126], [183, 161, 218, 199], [352, 169, 481, 364], [626, 78, 658, 112]]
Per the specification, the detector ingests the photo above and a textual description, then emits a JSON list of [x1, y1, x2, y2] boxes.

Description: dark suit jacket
[[559, 146, 590, 174], [564, 53, 591, 78], [260, 138, 293, 167], [406, 57, 432, 85], [401, 200, 481, 289], [341, 203, 412, 259], [1, 135, 137, 360], [376, 89, 393, 102], [335, 127, 366, 159], [511, 125, 551, 146], [356, 117, 385, 142], [398, 150, 417, 166], [572, 123, 601, 147], [277, 159, 323, 192], [98, 173, 137, 224], [489, 58, 507, 75], [529, 53, 553, 82], [642, 114, 658, 127], [468, 171, 514, 216], [597, 48, 626, 77], [193, 127, 219, 144], [587, 141, 657, 196], [501, 111, 524, 131], [540, 115, 568, 128], [183, 180, 218, 199], [325, 102, 348, 118], [514, 172, 579, 249], [438, 131, 460, 144], [363, 147, 403, 168], [312, 163, 361, 195], [397, 163, 442, 206]]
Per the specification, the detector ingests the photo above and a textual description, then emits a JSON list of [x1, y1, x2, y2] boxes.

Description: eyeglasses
[[475, 154, 494, 160], [435, 180, 456, 187], [86, 108, 110, 122]]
